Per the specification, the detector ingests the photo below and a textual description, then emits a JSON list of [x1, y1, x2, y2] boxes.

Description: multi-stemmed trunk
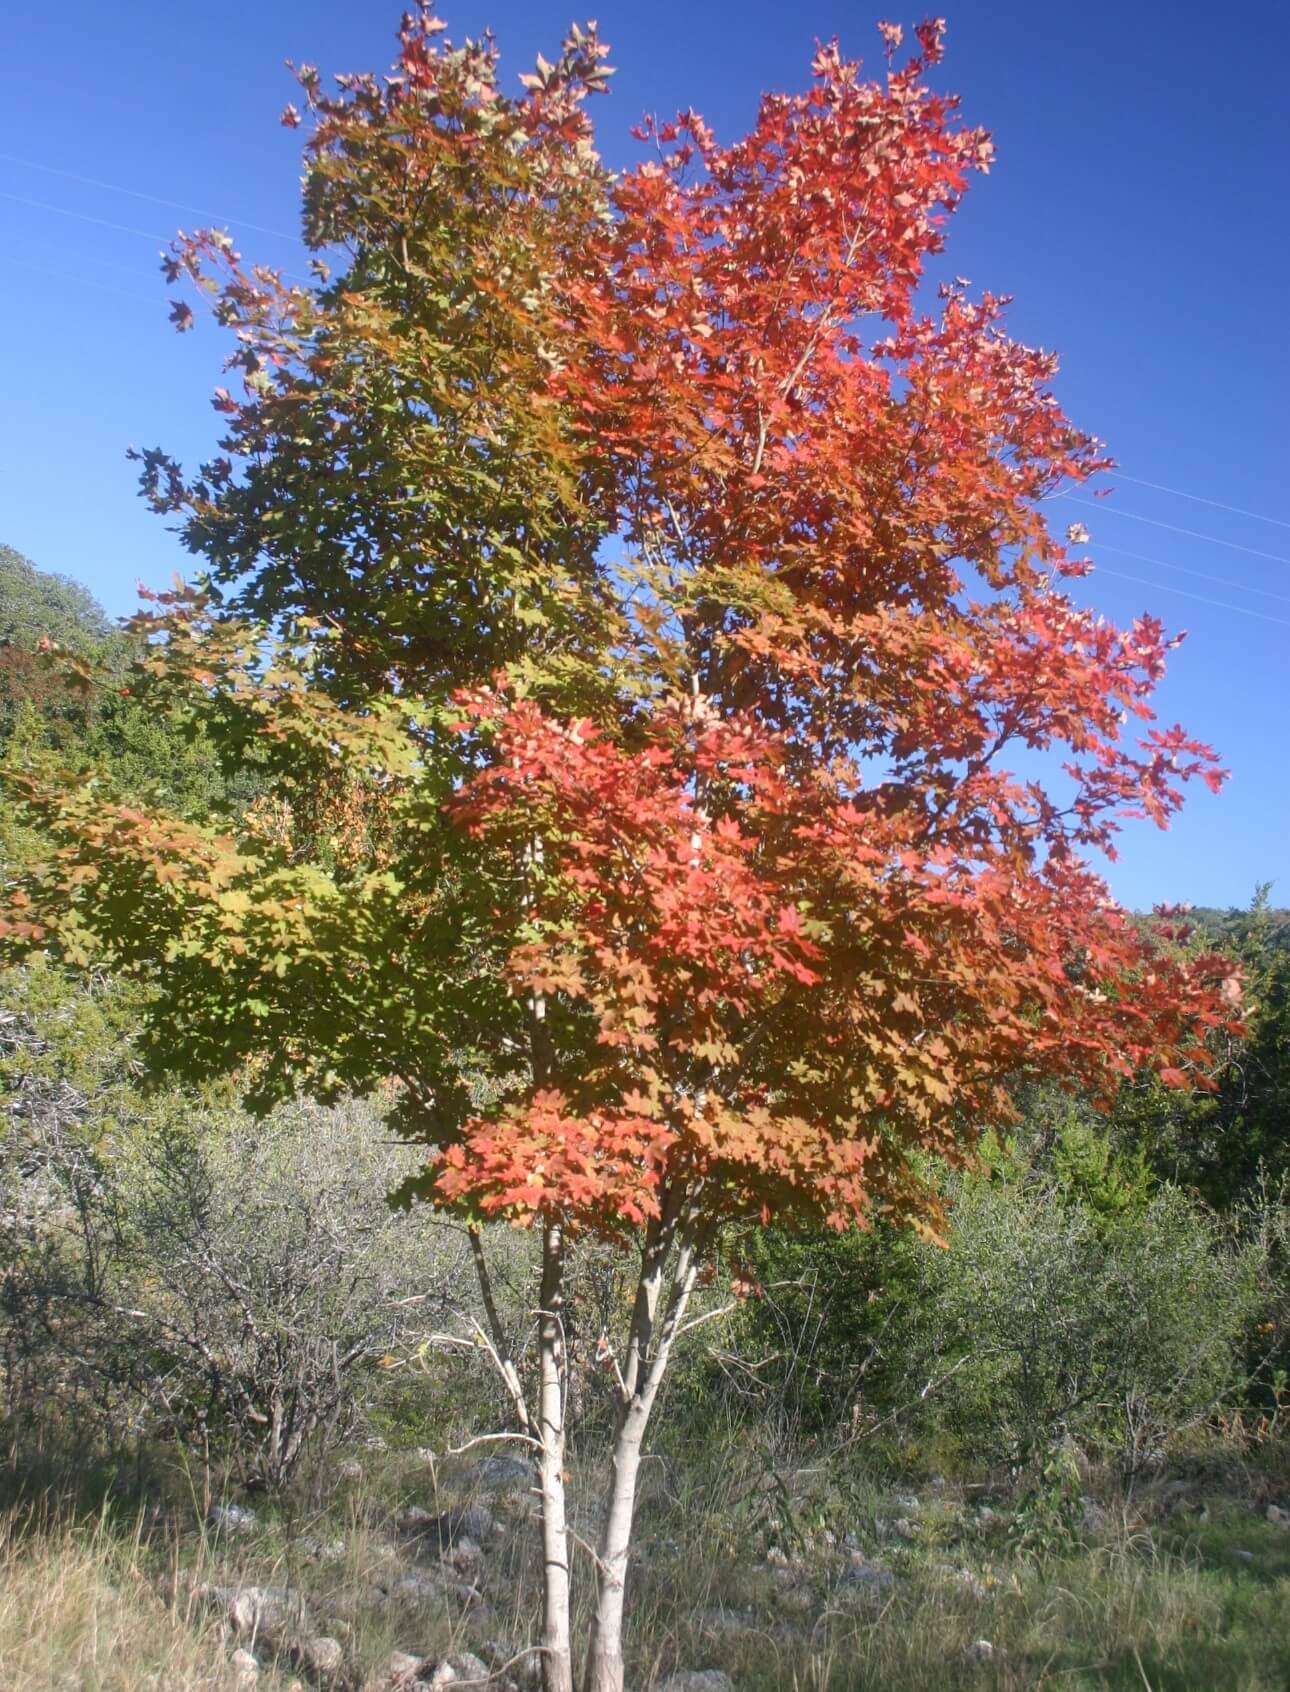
[[482, 1198, 704, 1692]]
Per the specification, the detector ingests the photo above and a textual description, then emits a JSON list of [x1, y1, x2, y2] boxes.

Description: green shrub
[[894, 1174, 1262, 1475]]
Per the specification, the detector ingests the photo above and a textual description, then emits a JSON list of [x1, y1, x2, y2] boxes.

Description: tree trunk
[[538, 1222, 575, 1692], [581, 1406, 647, 1692], [583, 1235, 702, 1692]]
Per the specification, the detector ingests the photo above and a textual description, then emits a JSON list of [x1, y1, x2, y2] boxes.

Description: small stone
[[1080, 1497, 1108, 1534], [217, 1585, 307, 1646], [469, 1455, 535, 1491], [841, 1562, 896, 1596], [298, 1636, 344, 1677], [1231, 1548, 1255, 1564], [657, 1673, 736, 1692], [400, 1503, 496, 1551], [231, 1648, 260, 1686], [697, 1607, 756, 1637], [360, 1652, 425, 1692], [442, 1535, 484, 1576], [875, 1514, 917, 1540], [1267, 1504, 1290, 1531], [967, 1639, 995, 1664], [946, 1566, 989, 1601], [452, 1504, 497, 1543], [890, 1492, 921, 1514], [208, 1503, 258, 1535], [427, 1652, 491, 1686], [390, 1568, 445, 1604]]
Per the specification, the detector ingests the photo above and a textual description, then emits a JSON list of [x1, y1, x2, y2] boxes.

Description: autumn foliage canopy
[[2, 11, 1235, 1250]]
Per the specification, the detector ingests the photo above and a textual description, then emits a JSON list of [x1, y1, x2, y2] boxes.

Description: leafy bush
[[887, 1170, 1264, 1475], [699, 1116, 1274, 1482], [0, 968, 474, 1489]]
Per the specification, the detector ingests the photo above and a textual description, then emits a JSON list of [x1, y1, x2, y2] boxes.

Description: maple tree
[[0, 13, 1239, 1691]]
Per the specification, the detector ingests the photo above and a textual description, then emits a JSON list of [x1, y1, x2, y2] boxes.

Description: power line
[[0, 150, 300, 243], [0, 188, 174, 245], [1107, 472, 1290, 532], [1057, 493, 1290, 566], [5, 254, 159, 307], [1091, 541, 1290, 608], [1090, 566, 1290, 630], [0, 189, 311, 287]]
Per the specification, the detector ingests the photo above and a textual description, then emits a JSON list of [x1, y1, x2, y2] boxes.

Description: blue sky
[[2, 1, 1286, 911]]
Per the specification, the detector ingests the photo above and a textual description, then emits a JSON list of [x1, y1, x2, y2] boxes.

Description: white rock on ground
[[656, 1674, 736, 1692], [426, 1653, 491, 1686], [360, 1651, 425, 1692], [207, 1502, 258, 1534], [224, 1585, 308, 1643], [298, 1635, 344, 1676]]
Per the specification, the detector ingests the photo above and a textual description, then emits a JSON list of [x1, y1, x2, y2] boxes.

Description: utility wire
[[0, 188, 174, 245], [1090, 542, 1290, 608], [0, 189, 311, 285], [1091, 566, 1290, 629], [5, 254, 159, 307], [5, 154, 1289, 633], [1056, 493, 1290, 566], [1105, 472, 1290, 532], [0, 149, 300, 243]]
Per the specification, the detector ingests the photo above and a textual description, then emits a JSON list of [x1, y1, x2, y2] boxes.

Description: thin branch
[[468, 1224, 533, 1435], [443, 1431, 542, 1458], [675, 1301, 735, 1339]]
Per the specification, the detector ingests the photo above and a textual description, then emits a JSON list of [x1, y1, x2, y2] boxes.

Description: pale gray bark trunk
[[583, 1229, 702, 1692], [538, 1221, 574, 1692]]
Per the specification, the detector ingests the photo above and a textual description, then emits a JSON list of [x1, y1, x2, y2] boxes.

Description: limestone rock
[[1080, 1497, 1108, 1534], [426, 1652, 491, 1686], [297, 1635, 345, 1678], [360, 1651, 425, 1692], [207, 1502, 258, 1535], [468, 1455, 534, 1492], [441, 1534, 484, 1577], [225, 1585, 308, 1644]]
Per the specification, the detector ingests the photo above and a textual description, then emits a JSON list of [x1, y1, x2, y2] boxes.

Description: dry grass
[[0, 1509, 288, 1692], [1, 1447, 1288, 1692]]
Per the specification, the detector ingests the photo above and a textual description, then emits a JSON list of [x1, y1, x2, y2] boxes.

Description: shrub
[[894, 1173, 1263, 1475], [0, 980, 473, 1491]]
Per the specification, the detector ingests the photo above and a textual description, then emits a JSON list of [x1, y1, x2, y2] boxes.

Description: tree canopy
[[0, 14, 1241, 1690]]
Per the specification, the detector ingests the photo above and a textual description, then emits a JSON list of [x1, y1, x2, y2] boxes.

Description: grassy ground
[[2, 1438, 1286, 1692], [0, 1509, 292, 1692]]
